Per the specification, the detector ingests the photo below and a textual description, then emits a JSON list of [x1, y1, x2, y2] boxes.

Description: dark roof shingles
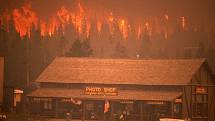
[[36, 58, 205, 85]]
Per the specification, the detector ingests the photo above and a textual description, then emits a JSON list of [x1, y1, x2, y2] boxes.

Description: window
[[192, 86, 208, 118], [173, 98, 182, 118], [44, 100, 52, 110]]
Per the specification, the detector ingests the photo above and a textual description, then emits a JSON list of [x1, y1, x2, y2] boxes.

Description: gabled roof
[[36, 57, 205, 85]]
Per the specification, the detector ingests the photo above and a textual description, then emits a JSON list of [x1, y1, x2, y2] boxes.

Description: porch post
[[103, 100, 105, 120], [171, 101, 174, 118], [110, 101, 114, 116], [82, 100, 85, 121], [55, 98, 58, 118], [140, 101, 143, 121]]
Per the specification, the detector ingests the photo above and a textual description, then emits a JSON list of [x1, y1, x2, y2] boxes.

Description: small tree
[[113, 42, 128, 58]]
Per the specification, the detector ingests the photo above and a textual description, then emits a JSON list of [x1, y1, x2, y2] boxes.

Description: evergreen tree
[[65, 39, 93, 57], [113, 42, 128, 58], [139, 33, 151, 58]]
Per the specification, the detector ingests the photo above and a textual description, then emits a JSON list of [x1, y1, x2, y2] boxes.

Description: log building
[[27, 58, 215, 121]]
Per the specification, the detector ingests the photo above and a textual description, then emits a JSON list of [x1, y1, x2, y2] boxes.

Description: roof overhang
[[27, 88, 182, 101]]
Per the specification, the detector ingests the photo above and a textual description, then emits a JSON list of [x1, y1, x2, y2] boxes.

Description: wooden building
[[27, 58, 215, 121]]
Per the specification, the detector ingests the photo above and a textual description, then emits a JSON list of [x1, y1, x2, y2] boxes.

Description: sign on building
[[84, 87, 117, 96]]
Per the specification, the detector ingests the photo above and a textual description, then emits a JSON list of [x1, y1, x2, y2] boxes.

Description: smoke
[[1, 0, 215, 21], [0, 0, 215, 58]]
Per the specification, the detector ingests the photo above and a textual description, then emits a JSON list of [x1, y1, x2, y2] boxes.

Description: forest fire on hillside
[[0, 1, 193, 40]]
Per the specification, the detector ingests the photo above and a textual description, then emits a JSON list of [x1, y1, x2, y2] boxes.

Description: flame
[[78, 0, 84, 14], [48, 17, 60, 36], [97, 21, 102, 33], [12, 4, 38, 37], [164, 14, 169, 40], [145, 22, 149, 31], [137, 25, 142, 40], [119, 19, 128, 40], [144, 22, 152, 38], [86, 20, 91, 38], [107, 12, 114, 36], [0, 2, 207, 41], [181, 16, 186, 30], [40, 20, 46, 36], [75, 15, 82, 35], [108, 12, 114, 23], [57, 6, 71, 24]]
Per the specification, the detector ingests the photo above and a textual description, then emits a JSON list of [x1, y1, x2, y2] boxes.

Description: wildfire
[[164, 14, 169, 40], [0, 2, 204, 41], [107, 12, 114, 36], [86, 20, 91, 38], [40, 21, 46, 36], [57, 6, 71, 24], [97, 21, 102, 33], [181, 16, 186, 30], [48, 17, 60, 36], [144, 22, 153, 38], [137, 25, 142, 40], [12, 4, 38, 37], [119, 19, 128, 40]]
